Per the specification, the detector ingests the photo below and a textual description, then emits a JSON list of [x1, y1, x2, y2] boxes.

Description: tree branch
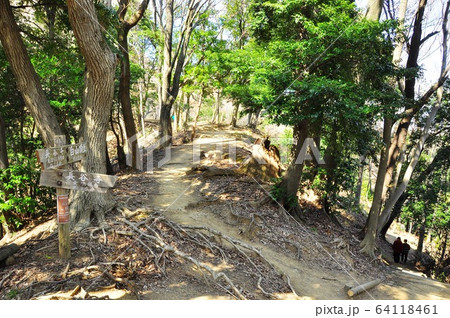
[[419, 31, 440, 46]]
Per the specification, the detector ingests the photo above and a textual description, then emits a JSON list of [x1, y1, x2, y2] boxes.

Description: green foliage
[[240, 0, 402, 213], [0, 155, 54, 230], [270, 181, 297, 208], [7, 289, 19, 300]]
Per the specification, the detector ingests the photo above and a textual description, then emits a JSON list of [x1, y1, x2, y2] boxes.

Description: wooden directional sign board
[[36, 142, 87, 170], [40, 169, 117, 193]]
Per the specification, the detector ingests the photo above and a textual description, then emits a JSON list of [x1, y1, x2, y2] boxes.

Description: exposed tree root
[[173, 223, 299, 296], [120, 218, 247, 300], [257, 276, 280, 299]]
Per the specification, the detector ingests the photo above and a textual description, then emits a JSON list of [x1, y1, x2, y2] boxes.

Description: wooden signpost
[[36, 135, 117, 259]]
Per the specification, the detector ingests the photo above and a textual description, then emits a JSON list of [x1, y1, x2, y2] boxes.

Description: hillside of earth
[[0, 125, 448, 300]]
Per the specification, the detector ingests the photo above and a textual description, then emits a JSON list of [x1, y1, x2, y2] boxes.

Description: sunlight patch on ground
[[33, 288, 131, 300], [191, 261, 234, 273], [273, 293, 311, 300], [169, 281, 187, 288], [190, 295, 231, 300]]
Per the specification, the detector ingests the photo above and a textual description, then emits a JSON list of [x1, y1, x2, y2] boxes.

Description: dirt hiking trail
[[0, 126, 448, 300], [139, 127, 450, 300]]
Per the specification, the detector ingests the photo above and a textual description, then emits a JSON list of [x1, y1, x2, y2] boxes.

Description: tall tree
[[249, 0, 397, 220], [378, 0, 450, 231], [0, 0, 62, 147], [67, 0, 117, 228], [381, 0, 450, 207], [154, 0, 212, 144], [359, 0, 402, 257], [117, 0, 149, 169]]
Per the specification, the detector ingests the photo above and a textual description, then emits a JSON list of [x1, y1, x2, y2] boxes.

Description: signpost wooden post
[[36, 135, 117, 260], [54, 135, 71, 259]]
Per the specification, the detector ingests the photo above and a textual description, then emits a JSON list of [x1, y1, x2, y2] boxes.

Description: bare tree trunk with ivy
[[67, 0, 117, 229]]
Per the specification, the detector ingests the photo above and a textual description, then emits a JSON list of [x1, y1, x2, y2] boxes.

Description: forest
[[0, 0, 449, 300]]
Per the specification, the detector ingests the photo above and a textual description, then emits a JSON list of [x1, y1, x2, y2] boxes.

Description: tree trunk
[[0, 0, 61, 147], [378, 0, 449, 231], [0, 114, 8, 170], [379, 192, 408, 240], [381, 0, 428, 203], [439, 232, 448, 264], [117, 0, 149, 169], [138, 78, 146, 136], [247, 112, 252, 127], [118, 30, 139, 169], [378, 104, 440, 230], [212, 90, 221, 124], [416, 223, 426, 259], [360, 118, 392, 258], [365, 0, 383, 21], [251, 109, 261, 128], [157, 0, 207, 144], [231, 102, 239, 127], [277, 121, 309, 220], [67, 0, 117, 229], [354, 156, 365, 208], [184, 93, 191, 129]]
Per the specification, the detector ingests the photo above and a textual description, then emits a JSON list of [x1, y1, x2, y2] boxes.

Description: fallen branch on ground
[[346, 278, 382, 297], [121, 218, 247, 300]]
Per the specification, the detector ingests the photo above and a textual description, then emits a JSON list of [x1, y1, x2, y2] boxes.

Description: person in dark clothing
[[392, 237, 403, 263], [401, 239, 411, 263]]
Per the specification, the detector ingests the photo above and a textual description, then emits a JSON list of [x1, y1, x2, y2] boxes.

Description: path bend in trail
[[144, 127, 450, 300]]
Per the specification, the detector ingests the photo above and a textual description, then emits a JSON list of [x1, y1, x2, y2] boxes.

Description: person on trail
[[401, 239, 411, 263], [392, 237, 403, 263]]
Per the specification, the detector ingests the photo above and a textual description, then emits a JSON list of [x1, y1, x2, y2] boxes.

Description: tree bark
[[378, 104, 440, 230], [0, 0, 61, 147], [379, 192, 408, 240], [416, 223, 426, 259], [360, 118, 392, 258], [353, 156, 365, 208], [439, 232, 448, 264], [184, 93, 191, 129], [118, 0, 149, 169], [67, 0, 117, 229], [365, 0, 383, 21], [277, 121, 309, 220], [231, 102, 239, 127], [212, 89, 221, 123], [381, 0, 428, 203], [118, 29, 139, 168]]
